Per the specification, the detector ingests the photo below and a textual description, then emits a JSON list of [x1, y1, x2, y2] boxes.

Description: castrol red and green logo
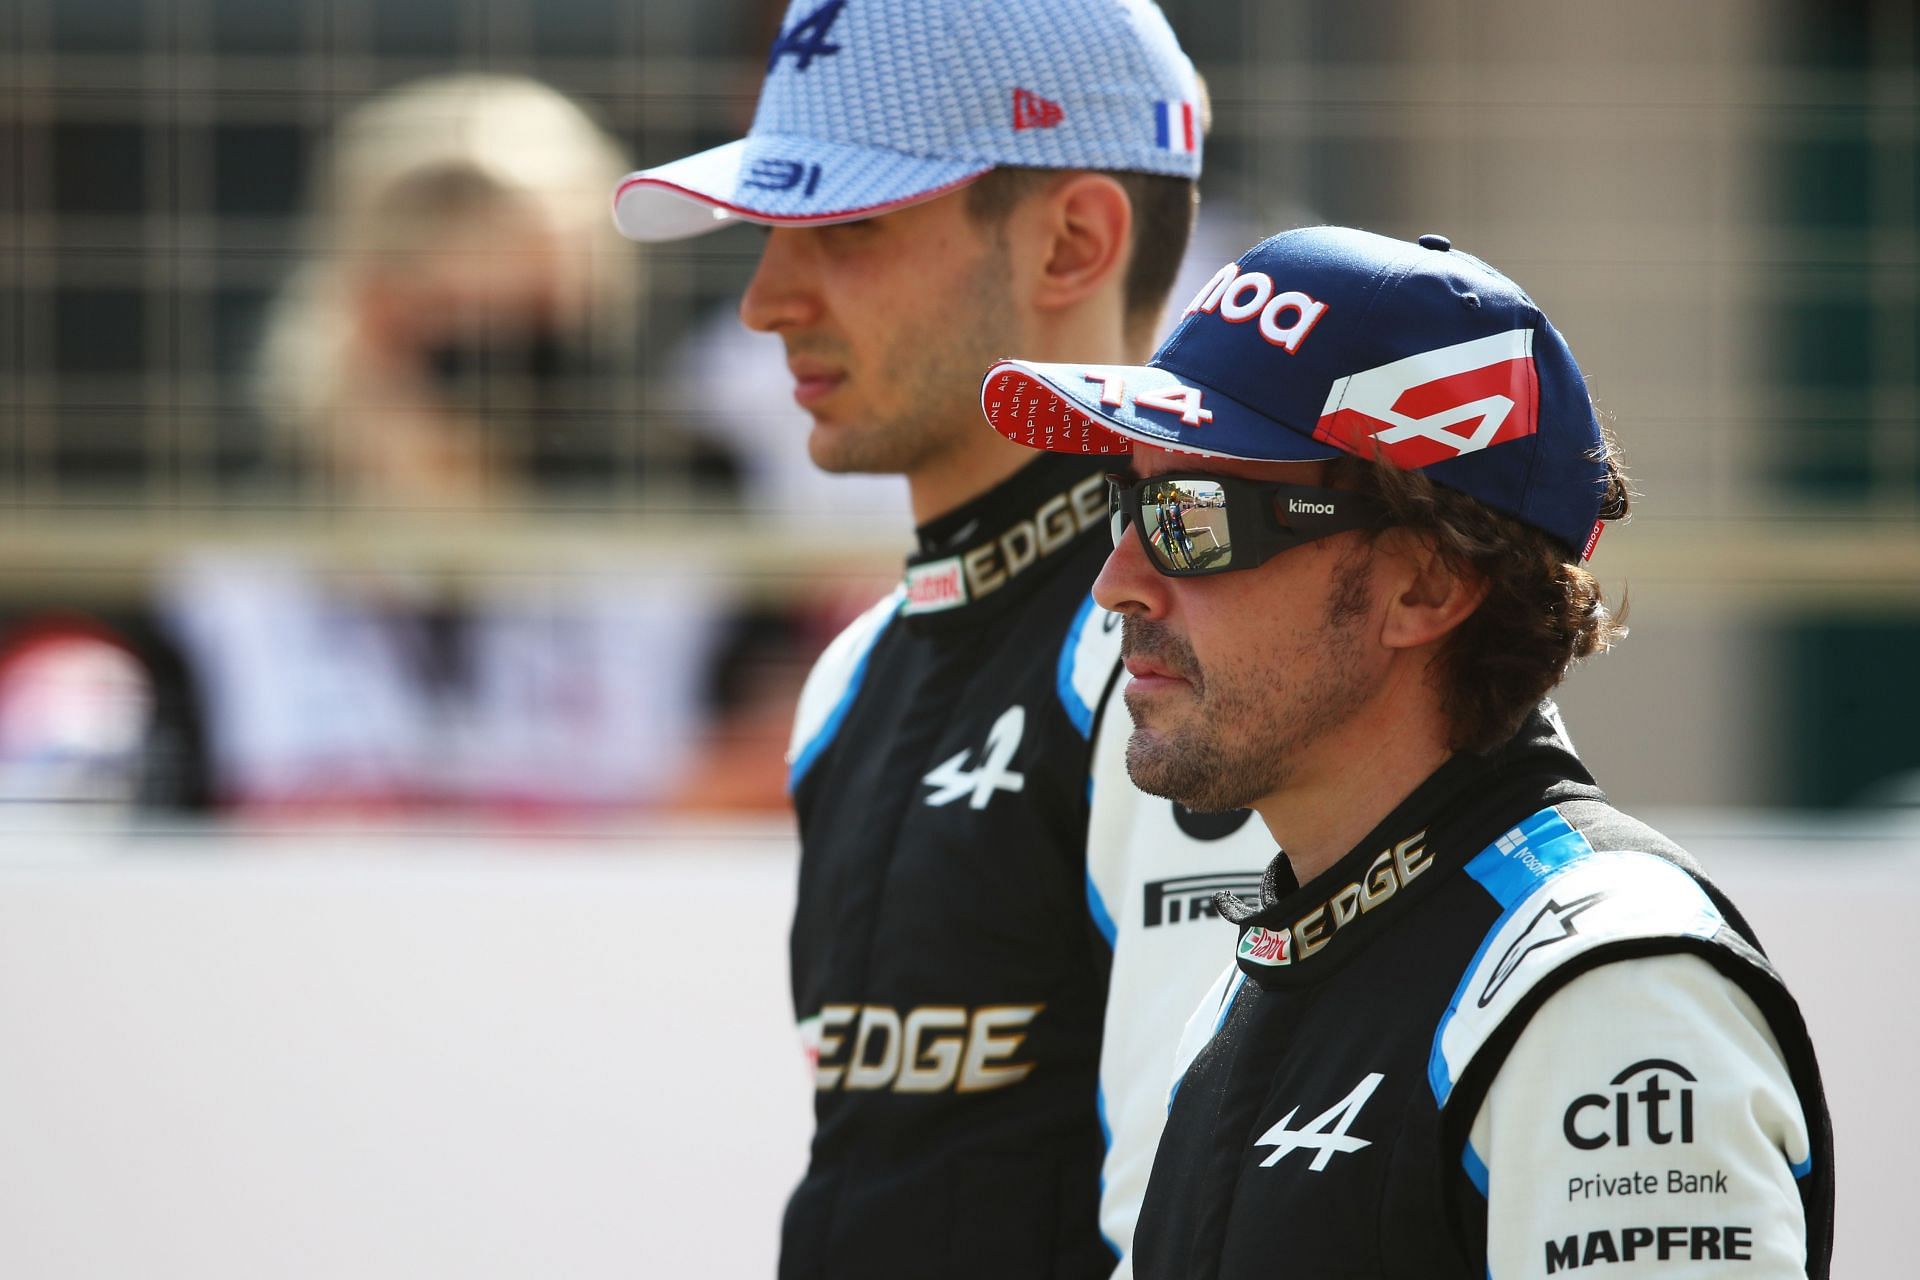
[[1238, 925, 1292, 967]]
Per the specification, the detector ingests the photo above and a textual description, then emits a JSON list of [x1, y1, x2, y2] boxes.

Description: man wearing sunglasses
[[982, 226, 1833, 1278], [612, 2, 1270, 1276]]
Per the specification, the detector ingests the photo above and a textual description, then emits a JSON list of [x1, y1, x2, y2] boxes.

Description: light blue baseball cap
[[612, 0, 1205, 242]]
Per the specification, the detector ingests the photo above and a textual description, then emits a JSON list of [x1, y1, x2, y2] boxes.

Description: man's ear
[[1012, 172, 1132, 316], [1378, 532, 1489, 651]]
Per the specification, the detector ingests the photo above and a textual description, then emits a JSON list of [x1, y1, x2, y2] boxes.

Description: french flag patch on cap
[[1155, 99, 1197, 154]]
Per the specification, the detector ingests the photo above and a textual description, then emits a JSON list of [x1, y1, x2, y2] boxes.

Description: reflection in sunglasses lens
[[1140, 480, 1230, 573]]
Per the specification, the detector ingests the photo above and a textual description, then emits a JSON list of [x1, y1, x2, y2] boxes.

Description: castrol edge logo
[[905, 558, 967, 613], [1238, 925, 1292, 967], [1240, 832, 1434, 971], [1180, 261, 1330, 353], [901, 473, 1109, 616]]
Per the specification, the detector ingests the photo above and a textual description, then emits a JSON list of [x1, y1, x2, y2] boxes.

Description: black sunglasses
[[1106, 472, 1393, 577]]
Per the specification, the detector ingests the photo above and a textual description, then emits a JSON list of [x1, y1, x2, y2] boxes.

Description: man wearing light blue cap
[[614, 3, 1268, 1277], [982, 225, 1835, 1278]]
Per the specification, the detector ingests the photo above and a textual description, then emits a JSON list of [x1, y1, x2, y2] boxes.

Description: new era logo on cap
[[979, 226, 1614, 557], [612, 0, 1204, 242], [1012, 88, 1065, 131]]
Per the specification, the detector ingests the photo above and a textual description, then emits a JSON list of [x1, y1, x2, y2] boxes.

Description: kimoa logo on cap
[[1182, 263, 1329, 353]]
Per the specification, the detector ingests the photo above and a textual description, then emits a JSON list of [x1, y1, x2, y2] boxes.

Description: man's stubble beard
[[1122, 547, 1378, 813], [805, 239, 1014, 478]]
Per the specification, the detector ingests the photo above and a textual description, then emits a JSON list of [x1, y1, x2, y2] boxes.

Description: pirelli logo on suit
[[1145, 871, 1263, 928]]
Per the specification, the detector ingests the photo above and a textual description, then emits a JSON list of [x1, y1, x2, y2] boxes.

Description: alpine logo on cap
[[1012, 88, 1064, 131], [1313, 329, 1540, 468], [767, 0, 846, 73]]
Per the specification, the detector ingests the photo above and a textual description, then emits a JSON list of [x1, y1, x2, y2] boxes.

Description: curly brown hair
[[1326, 439, 1633, 754]]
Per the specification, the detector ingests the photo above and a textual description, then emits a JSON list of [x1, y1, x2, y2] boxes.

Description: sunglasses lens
[[1138, 479, 1229, 573]]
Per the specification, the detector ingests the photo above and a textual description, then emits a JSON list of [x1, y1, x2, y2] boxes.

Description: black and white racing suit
[[1134, 708, 1834, 1280], [780, 455, 1270, 1279]]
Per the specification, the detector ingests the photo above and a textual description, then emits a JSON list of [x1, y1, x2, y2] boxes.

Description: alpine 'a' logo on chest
[[922, 706, 1027, 810], [1253, 1072, 1384, 1171]]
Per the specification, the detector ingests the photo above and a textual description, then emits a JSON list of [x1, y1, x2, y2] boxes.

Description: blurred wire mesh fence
[[0, 0, 1914, 812]]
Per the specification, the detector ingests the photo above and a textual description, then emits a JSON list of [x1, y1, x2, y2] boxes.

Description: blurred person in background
[[0, 618, 158, 815], [156, 74, 735, 819], [613, 1, 1273, 1274]]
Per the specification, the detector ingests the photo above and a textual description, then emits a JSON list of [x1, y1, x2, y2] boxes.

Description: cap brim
[[613, 136, 990, 242], [980, 359, 1341, 465]]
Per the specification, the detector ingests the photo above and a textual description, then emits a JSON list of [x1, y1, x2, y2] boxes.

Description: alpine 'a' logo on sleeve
[[1314, 329, 1540, 467]]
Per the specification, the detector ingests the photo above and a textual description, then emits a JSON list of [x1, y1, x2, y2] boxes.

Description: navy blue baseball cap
[[980, 226, 1613, 558]]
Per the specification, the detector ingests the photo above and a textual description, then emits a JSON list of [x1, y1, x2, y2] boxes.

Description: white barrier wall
[[0, 824, 814, 1280], [0, 815, 1910, 1278]]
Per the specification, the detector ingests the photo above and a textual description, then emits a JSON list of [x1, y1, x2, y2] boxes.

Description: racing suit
[[781, 455, 1270, 1280], [1134, 709, 1834, 1280]]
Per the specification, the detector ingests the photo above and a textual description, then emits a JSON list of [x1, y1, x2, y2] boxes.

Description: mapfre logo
[[1314, 329, 1540, 467]]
